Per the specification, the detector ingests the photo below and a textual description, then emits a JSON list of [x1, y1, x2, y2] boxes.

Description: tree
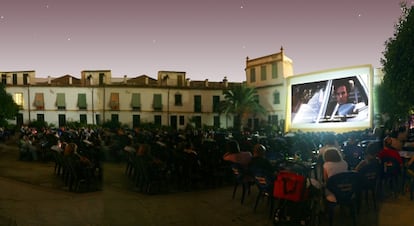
[[380, 2, 414, 124], [0, 84, 19, 127], [221, 84, 266, 131]]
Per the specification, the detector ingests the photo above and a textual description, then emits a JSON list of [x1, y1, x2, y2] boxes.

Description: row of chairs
[[52, 151, 99, 192], [124, 150, 169, 194], [230, 159, 382, 226]]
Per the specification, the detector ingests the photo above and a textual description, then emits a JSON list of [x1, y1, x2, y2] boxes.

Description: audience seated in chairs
[[355, 142, 381, 210], [377, 130, 405, 198], [223, 140, 254, 204], [134, 143, 168, 194], [249, 144, 275, 214], [326, 171, 362, 226], [19, 135, 38, 161], [323, 148, 349, 203], [343, 135, 364, 170]]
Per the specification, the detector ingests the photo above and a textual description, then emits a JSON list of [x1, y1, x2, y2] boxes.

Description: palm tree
[[221, 84, 266, 131]]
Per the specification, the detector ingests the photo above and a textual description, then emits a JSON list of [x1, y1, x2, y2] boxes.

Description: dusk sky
[[0, 0, 409, 82]]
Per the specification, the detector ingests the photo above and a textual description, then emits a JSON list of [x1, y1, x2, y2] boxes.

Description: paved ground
[[0, 135, 413, 226]]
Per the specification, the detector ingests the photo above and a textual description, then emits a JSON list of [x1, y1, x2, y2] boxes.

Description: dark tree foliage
[[380, 2, 414, 123], [0, 84, 19, 126]]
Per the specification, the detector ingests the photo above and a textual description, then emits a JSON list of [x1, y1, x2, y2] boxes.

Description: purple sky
[[0, 0, 408, 82]]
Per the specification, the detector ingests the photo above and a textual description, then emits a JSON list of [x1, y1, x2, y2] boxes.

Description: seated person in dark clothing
[[249, 144, 275, 176], [343, 135, 364, 169], [355, 141, 381, 171]]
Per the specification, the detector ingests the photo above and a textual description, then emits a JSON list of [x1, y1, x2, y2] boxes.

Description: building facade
[[7, 49, 379, 132]]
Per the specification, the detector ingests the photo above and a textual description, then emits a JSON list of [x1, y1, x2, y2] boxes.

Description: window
[[111, 114, 119, 123], [174, 93, 182, 106], [37, 114, 44, 123], [213, 96, 220, 112], [95, 114, 101, 125], [131, 93, 141, 111], [153, 94, 162, 111], [268, 115, 278, 125], [132, 114, 140, 128], [177, 75, 184, 87], [193, 116, 202, 129], [23, 74, 29, 85], [56, 93, 66, 110], [214, 116, 220, 128], [179, 115, 185, 125], [154, 115, 162, 126], [80, 114, 87, 124], [273, 92, 280, 104], [194, 95, 202, 112], [261, 65, 267, 81], [77, 93, 87, 110], [170, 115, 178, 129], [58, 114, 66, 127], [250, 68, 256, 83], [272, 62, 278, 79], [14, 93, 24, 109], [99, 73, 105, 85], [34, 93, 45, 110], [110, 93, 119, 110], [12, 74, 17, 85], [1, 74, 6, 84]]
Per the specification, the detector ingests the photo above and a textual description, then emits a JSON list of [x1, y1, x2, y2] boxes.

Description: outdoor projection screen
[[285, 65, 373, 133]]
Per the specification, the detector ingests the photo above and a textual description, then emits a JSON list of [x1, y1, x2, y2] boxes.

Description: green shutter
[[261, 65, 266, 81], [56, 93, 66, 107], [131, 93, 141, 107], [272, 63, 278, 79], [153, 94, 162, 109], [77, 93, 87, 108]]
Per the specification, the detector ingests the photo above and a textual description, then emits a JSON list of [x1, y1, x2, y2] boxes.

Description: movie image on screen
[[286, 65, 372, 132]]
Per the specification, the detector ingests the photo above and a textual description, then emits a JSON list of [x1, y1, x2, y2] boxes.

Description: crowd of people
[[12, 121, 414, 198]]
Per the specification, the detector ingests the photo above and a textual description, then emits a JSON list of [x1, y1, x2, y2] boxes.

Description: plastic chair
[[326, 171, 362, 226], [230, 163, 253, 204], [358, 161, 380, 211], [380, 157, 402, 198], [251, 168, 275, 216]]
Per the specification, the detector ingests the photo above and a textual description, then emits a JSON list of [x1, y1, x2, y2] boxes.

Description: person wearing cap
[[249, 144, 275, 176]]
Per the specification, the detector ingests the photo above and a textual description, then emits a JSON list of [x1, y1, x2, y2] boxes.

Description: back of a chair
[[251, 168, 274, 192], [231, 163, 247, 182], [380, 157, 401, 179], [327, 171, 362, 204], [358, 161, 380, 189]]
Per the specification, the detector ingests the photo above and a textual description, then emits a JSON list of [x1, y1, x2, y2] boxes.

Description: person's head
[[137, 143, 151, 156], [323, 148, 342, 162], [65, 142, 77, 154], [334, 81, 350, 105], [226, 140, 240, 153], [365, 141, 381, 160], [253, 144, 266, 157], [323, 133, 337, 146]]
